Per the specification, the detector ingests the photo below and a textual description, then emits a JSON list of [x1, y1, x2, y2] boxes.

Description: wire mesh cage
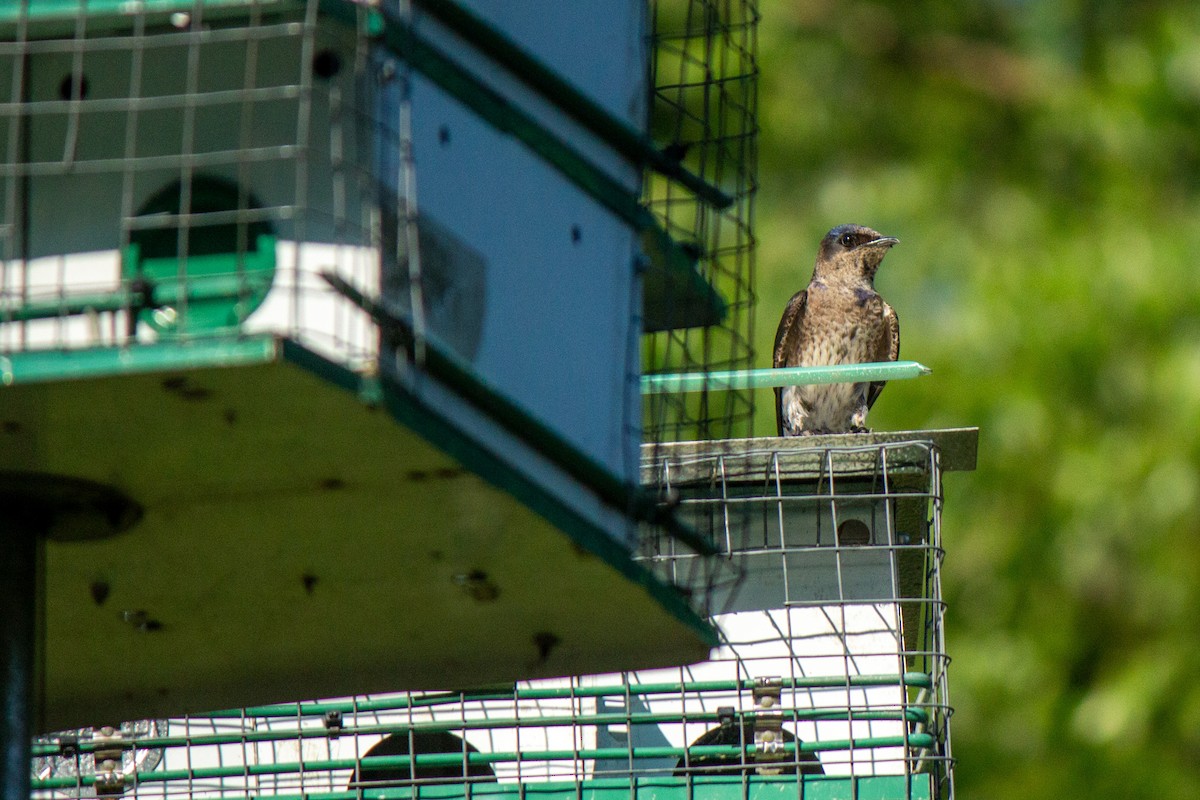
[[30, 436, 959, 800], [642, 0, 759, 444], [639, 437, 954, 793], [0, 0, 386, 365]]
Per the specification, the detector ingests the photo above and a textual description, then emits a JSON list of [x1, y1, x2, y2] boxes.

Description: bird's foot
[[848, 425, 872, 434]]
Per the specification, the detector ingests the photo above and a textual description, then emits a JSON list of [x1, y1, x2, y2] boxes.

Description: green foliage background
[[749, 1, 1200, 796]]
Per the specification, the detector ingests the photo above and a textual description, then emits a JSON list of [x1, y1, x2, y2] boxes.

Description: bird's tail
[[774, 386, 784, 436]]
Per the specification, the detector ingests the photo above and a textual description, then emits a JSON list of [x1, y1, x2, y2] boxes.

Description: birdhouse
[[27, 430, 978, 800], [0, 0, 725, 734]]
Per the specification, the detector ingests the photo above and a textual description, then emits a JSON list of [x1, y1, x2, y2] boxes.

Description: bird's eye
[[839, 233, 855, 248]]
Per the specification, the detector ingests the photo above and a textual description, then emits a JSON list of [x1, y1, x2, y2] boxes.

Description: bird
[[773, 224, 900, 436]]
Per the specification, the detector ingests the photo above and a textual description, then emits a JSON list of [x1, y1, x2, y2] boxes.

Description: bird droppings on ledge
[[454, 570, 500, 603], [532, 631, 560, 665], [406, 467, 465, 482], [161, 375, 212, 402], [90, 580, 110, 607], [121, 610, 163, 633]]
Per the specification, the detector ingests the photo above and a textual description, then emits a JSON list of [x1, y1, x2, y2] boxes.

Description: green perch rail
[[31, 710, 933, 757], [33, 736, 939, 791], [212, 672, 936, 718], [641, 361, 932, 394]]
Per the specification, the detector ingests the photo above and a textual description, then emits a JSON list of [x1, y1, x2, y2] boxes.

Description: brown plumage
[[773, 224, 900, 436]]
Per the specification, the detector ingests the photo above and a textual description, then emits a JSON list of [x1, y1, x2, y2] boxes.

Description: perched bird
[[773, 224, 900, 436]]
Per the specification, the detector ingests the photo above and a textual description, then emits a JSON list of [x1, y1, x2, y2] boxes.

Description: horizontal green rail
[[32, 708, 930, 758], [33, 736, 937, 790], [57, 776, 936, 800], [641, 362, 932, 394], [2, 274, 270, 323], [197, 673, 933, 719], [0, 0, 281, 25], [0, 335, 279, 385], [154, 775, 935, 800], [4, 291, 135, 323], [499, 673, 935, 699]]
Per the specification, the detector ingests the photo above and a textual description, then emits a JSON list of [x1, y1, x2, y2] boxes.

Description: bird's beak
[[861, 236, 899, 250]]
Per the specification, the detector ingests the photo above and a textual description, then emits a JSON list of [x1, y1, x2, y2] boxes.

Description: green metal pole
[[640, 361, 932, 394]]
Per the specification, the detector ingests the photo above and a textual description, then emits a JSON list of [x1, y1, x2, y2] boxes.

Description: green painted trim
[[407, 0, 732, 210], [158, 775, 933, 800], [276, 337, 363, 397], [642, 361, 933, 394], [0, 0, 299, 36], [0, 335, 278, 385]]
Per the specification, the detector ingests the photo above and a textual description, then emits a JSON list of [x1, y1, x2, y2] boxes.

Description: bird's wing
[[773, 289, 809, 367], [773, 289, 808, 435], [866, 300, 900, 410]]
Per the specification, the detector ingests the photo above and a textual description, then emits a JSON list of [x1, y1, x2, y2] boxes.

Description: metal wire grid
[[642, 0, 759, 444], [639, 439, 953, 794], [0, 0, 388, 369], [30, 439, 951, 800]]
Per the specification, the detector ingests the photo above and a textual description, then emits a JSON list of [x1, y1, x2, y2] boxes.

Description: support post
[[0, 515, 41, 800]]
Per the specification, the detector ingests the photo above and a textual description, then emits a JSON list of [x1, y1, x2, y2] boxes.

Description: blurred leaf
[[751, 0, 1200, 795]]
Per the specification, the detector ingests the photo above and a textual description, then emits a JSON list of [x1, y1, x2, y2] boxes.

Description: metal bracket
[[752, 678, 786, 775], [91, 727, 128, 796]]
